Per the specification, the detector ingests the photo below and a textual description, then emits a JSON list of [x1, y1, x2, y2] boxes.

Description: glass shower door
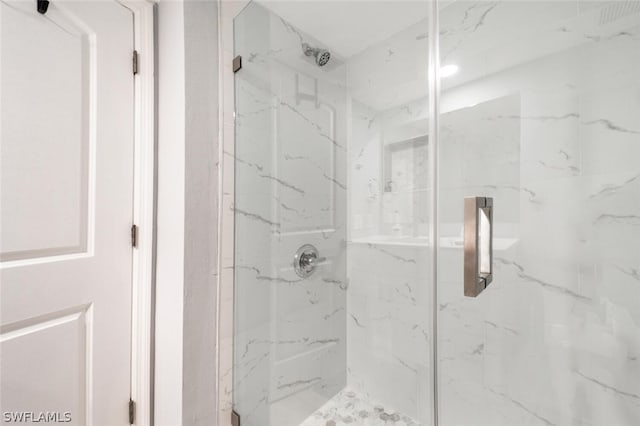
[[233, 4, 348, 425], [232, 2, 433, 425], [437, 1, 640, 425]]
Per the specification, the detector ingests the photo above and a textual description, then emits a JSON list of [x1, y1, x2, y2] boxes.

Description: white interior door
[[1, 1, 135, 424]]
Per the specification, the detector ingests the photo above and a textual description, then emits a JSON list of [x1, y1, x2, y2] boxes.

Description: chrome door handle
[[293, 244, 326, 278], [464, 196, 493, 297]]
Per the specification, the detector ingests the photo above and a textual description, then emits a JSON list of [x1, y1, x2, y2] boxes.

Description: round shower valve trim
[[293, 244, 327, 278]]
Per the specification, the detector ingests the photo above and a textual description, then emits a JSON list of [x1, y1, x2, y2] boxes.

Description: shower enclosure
[[230, 1, 640, 425]]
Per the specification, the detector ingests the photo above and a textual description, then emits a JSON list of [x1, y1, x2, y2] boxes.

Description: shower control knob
[[299, 252, 324, 270], [293, 244, 326, 278]]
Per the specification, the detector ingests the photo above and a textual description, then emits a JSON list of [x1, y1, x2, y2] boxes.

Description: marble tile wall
[[347, 241, 432, 423], [345, 60, 518, 426], [345, 14, 433, 424]]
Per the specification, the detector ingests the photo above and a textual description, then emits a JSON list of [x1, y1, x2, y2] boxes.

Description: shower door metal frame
[[427, 0, 441, 424]]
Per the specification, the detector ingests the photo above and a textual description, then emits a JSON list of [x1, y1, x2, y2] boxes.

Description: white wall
[[155, 1, 219, 424], [155, 1, 186, 423]]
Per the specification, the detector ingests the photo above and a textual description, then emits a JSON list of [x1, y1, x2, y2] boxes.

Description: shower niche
[[381, 134, 429, 238]]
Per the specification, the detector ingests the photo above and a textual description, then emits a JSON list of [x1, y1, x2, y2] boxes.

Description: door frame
[[119, 2, 155, 426]]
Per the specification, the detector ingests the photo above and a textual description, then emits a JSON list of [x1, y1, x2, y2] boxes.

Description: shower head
[[302, 43, 331, 67], [315, 50, 331, 67]]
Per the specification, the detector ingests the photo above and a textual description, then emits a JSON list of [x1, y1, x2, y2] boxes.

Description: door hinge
[[231, 410, 240, 426], [131, 224, 138, 248], [133, 50, 139, 75], [128, 399, 136, 424], [232, 55, 242, 73]]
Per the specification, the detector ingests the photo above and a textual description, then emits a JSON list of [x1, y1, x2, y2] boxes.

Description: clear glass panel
[[233, 2, 433, 425], [437, 1, 640, 424]]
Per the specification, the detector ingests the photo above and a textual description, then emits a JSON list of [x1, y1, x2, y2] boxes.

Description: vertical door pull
[[464, 196, 493, 297]]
